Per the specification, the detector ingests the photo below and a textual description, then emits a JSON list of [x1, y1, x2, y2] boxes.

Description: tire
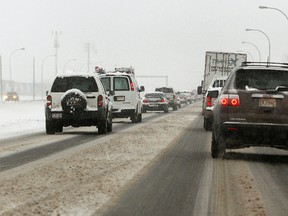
[[137, 113, 142, 122], [98, 119, 107, 134], [131, 111, 138, 123], [211, 131, 226, 158], [164, 106, 169, 113], [55, 123, 63, 133], [61, 90, 87, 115], [173, 105, 177, 111], [204, 118, 212, 131], [46, 120, 56, 135], [107, 112, 113, 132], [142, 108, 147, 113]]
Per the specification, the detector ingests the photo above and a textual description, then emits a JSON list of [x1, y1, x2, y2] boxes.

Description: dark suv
[[212, 62, 288, 158]]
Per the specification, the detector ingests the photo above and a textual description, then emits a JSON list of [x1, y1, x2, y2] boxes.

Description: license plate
[[52, 113, 62, 119], [114, 96, 125, 101], [150, 104, 158, 107], [259, 98, 276, 107]]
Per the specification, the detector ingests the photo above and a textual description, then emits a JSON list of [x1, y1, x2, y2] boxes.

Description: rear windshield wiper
[[275, 86, 288, 91]]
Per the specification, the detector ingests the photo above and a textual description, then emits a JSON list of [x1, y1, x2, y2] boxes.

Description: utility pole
[[85, 43, 95, 73], [85, 43, 90, 73], [52, 31, 61, 76], [33, 57, 35, 100]]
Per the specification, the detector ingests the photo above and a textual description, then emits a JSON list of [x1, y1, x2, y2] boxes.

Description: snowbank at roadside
[[0, 100, 45, 139]]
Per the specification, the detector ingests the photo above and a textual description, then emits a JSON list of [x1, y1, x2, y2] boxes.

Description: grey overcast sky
[[1, 0, 288, 91]]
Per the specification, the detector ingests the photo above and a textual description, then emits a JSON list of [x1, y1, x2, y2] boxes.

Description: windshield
[[113, 77, 130, 91], [155, 88, 173, 93], [51, 76, 98, 92], [145, 93, 164, 98], [235, 69, 288, 90]]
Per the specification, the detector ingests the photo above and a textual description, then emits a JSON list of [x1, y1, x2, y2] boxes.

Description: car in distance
[[212, 62, 288, 158], [179, 91, 193, 104], [142, 92, 169, 113], [179, 92, 188, 105], [155, 87, 178, 111], [45, 73, 113, 135], [4, 91, 19, 101]]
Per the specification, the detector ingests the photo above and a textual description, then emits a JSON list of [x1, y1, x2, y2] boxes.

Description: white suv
[[100, 67, 145, 123], [45, 73, 113, 134]]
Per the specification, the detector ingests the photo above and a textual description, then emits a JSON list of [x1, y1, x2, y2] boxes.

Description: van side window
[[114, 77, 129, 91], [101, 77, 110, 91]]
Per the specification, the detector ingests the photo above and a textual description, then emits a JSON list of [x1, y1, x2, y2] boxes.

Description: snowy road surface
[[0, 101, 288, 216]]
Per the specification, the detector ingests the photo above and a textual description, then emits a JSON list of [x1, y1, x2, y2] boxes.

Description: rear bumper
[[143, 104, 167, 111], [45, 107, 106, 127], [112, 109, 135, 118], [220, 122, 288, 148]]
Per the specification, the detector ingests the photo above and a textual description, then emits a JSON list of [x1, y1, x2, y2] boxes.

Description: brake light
[[206, 96, 212, 107], [46, 95, 52, 107], [160, 99, 165, 102], [143, 99, 148, 103], [220, 94, 240, 106], [220, 97, 229, 106], [98, 95, 104, 107], [230, 97, 240, 106], [130, 82, 134, 91]]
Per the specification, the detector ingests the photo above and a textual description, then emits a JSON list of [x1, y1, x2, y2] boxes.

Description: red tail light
[[206, 96, 212, 107], [160, 99, 165, 102], [46, 95, 52, 107], [143, 99, 148, 103], [130, 82, 134, 91], [98, 95, 104, 107], [220, 94, 240, 107]]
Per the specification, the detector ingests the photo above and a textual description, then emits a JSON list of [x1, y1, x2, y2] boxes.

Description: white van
[[99, 67, 145, 123]]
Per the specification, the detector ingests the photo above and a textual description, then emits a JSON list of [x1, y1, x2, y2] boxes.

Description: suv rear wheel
[[107, 113, 113, 132], [98, 118, 108, 134], [204, 118, 212, 131], [211, 131, 226, 158], [46, 120, 56, 134]]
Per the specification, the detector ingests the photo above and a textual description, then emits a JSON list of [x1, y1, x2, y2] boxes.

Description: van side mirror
[[108, 90, 115, 96], [46, 91, 49, 96], [139, 86, 145, 92]]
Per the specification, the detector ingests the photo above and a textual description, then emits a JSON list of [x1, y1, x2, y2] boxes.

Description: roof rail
[[115, 67, 135, 75], [241, 62, 288, 68]]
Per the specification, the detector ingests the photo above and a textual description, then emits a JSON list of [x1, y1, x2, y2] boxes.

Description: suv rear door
[[50, 76, 99, 110], [225, 68, 288, 124]]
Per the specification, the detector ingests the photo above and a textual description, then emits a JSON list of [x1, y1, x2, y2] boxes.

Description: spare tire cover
[[61, 89, 87, 115]]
